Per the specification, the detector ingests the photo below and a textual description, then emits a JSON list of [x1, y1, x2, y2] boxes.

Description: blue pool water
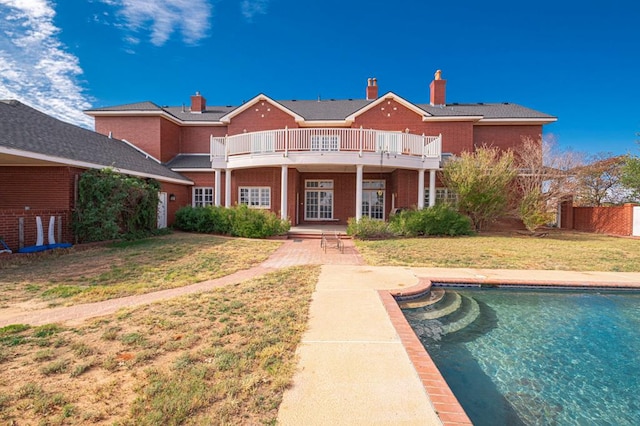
[[404, 287, 640, 425]]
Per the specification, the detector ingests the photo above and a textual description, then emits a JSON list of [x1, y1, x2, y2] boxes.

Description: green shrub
[[390, 205, 473, 237], [175, 205, 289, 238], [73, 168, 160, 243], [346, 217, 394, 240]]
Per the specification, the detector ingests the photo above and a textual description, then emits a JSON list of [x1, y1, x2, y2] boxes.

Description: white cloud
[[241, 0, 268, 22], [104, 0, 212, 47], [0, 0, 93, 128]]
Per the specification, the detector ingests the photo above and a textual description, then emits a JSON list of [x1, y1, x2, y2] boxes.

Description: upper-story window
[[239, 187, 271, 209], [311, 135, 339, 152], [193, 187, 213, 207]]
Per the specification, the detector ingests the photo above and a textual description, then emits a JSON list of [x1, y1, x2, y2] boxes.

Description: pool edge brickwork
[[379, 278, 473, 426]]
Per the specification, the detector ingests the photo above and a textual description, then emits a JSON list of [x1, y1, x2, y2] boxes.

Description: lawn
[[0, 232, 282, 308], [355, 231, 640, 272], [0, 265, 319, 425]]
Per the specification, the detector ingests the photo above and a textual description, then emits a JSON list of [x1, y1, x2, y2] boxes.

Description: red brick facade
[[0, 166, 82, 250], [560, 202, 637, 236], [87, 73, 555, 227]]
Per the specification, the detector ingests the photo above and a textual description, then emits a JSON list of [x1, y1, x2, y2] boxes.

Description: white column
[[428, 169, 436, 207], [356, 165, 363, 220], [417, 169, 425, 210], [280, 166, 288, 220], [225, 169, 232, 208], [214, 169, 221, 206]]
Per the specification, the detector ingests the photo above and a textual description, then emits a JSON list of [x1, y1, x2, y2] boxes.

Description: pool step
[[441, 295, 480, 334], [403, 290, 481, 337], [397, 288, 445, 309], [404, 291, 462, 320]]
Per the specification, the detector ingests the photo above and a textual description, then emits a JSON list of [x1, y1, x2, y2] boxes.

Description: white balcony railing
[[210, 128, 441, 162]]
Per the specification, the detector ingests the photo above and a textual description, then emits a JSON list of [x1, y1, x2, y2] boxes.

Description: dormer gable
[[219, 94, 304, 124], [345, 92, 432, 122]]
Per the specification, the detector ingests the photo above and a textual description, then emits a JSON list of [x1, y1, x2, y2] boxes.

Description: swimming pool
[[402, 286, 640, 425]]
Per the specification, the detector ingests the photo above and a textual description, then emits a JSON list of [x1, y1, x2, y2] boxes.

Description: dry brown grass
[[0, 265, 319, 425], [355, 230, 640, 271], [0, 232, 281, 308]]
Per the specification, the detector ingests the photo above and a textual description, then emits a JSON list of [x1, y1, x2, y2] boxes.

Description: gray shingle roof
[[166, 154, 212, 169], [0, 100, 191, 184], [278, 99, 374, 120], [417, 102, 555, 119], [89, 101, 162, 111], [88, 96, 554, 122]]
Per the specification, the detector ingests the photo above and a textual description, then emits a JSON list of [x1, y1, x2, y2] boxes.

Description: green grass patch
[[41, 285, 86, 299]]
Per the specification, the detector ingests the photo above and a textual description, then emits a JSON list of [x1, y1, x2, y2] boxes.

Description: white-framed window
[[193, 187, 213, 207], [311, 135, 339, 152], [305, 180, 333, 220], [239, 187, 271, 208], [424, 188, 458, 206], [362, 180, 385, 220]]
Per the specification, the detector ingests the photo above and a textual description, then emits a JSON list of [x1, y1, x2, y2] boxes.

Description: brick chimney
[[190, 91, 206, 113], [429, 70, 446, 106], [366, 78, 378, 100]]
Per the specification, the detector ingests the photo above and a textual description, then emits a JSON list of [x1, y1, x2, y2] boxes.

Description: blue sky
[[1, 0, 638, 156]]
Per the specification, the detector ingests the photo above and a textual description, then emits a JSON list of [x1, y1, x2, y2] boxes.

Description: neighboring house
[[86, 70, 556, 226], [0, 100, 192, 251]]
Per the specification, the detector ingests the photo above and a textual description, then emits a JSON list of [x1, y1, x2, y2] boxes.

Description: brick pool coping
[[380, 276, 640, 426], [379, 278, 472, 426]]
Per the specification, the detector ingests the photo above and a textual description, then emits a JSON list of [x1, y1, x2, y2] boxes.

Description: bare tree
[[573, 154, 627, 206], [515, 137, 582, 232]]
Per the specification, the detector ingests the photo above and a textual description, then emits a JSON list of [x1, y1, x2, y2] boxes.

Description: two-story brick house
[[86, 70, 556, 226]]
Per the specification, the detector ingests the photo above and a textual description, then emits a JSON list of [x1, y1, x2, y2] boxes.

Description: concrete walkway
[[277, 264, 442, 425], [3, 238, 640, 425]]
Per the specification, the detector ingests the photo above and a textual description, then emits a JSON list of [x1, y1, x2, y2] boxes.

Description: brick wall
[[0, 166, 79, 210], [559, 201, 636, 236], [0, 209, 72, 251], [95, 116, 162, 160], [473, 125, 542, 152], [158, 182, 191, 226], [352, 100, 477, 154], [181, 126, 227, 153], [227, 101, 297, 135], [159, 119, 182, 162]]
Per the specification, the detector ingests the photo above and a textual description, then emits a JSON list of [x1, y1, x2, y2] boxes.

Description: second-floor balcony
[[210, 128, 441, 168]]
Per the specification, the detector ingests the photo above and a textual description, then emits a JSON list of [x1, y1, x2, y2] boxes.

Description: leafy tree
[[515, 137, 581, 232], [621, 154, 640, 202], [442, 146, 517, 231]]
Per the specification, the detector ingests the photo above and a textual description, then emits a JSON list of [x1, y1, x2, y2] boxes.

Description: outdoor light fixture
[[169, 194, 176, 201]]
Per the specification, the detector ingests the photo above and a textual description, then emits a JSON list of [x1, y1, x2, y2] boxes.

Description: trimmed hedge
[[347, 205, 473, 239], [174, 205, 290, 238], [389, 205, 474, 237]]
